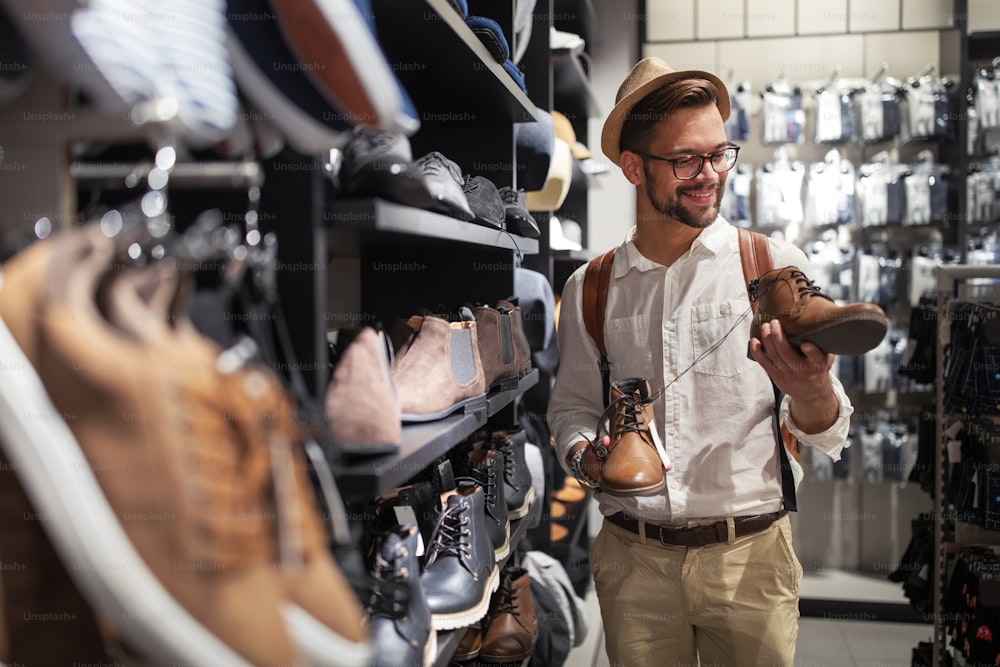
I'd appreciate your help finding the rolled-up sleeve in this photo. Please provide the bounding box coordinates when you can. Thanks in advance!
[780,377,853,461]
[547,267,606,473]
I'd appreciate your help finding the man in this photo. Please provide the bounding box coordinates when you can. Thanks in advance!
[547,57,853,666]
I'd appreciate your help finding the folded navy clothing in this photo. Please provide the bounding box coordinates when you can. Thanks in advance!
[466,15,510,63]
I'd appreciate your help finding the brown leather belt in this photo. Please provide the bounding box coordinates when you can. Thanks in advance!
[605,510,787,547]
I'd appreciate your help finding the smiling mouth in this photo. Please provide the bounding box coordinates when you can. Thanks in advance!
[680,187,718,203]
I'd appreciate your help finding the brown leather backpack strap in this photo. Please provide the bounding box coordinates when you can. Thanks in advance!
[582,248,616,408]
[582,248,616,357]
[738,227,797,513]
[738,228,774,314]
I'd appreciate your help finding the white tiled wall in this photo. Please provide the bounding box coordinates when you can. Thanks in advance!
[645,0,695,42]
[746,0,796,37]
[696,0,744,40]
[797,0,848,35]
[848,0,901,32]
[970,0,1000,31]
[902,0,955,29]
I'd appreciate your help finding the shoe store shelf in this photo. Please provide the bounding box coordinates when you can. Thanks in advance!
[335,369,539,497]
[371,0,536,125]
[326,198,539,254]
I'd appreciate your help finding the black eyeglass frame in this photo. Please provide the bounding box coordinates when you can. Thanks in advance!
[636,144,741,180]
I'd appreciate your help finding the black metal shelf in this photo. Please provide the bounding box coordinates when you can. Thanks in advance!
[335,369,538,497]
[371,0,536,125]
[326,198,539,254]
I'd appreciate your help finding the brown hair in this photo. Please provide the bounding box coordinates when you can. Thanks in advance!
[619,78,722,155]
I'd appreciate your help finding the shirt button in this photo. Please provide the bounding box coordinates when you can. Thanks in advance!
[720,303,730,315]
[668,429,677,437]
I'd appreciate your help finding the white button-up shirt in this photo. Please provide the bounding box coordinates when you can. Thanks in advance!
[548,218,853,522]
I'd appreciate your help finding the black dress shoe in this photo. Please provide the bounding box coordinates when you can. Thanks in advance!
[414,152,475,221]
[463,176,506,230]
[338,126,436,209]
[497,187,540,238]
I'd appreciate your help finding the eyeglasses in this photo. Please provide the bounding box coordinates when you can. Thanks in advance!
[637,144,740,180]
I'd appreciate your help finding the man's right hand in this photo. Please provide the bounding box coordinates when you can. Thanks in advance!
[567,437,609,485]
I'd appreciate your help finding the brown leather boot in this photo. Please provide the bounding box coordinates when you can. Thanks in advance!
[749,266,888,356]
[480,566,537,663]
[495,299,531,377]
[591,378,666,497]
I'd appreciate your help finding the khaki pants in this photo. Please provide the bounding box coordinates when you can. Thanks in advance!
[590,514,801,667]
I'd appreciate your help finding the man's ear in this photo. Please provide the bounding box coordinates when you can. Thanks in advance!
[619,150,644,186]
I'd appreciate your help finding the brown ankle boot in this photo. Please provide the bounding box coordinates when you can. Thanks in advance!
[749,266,888,356]
[592,378,666,497]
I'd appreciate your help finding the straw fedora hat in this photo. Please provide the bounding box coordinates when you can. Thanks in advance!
[600,57,731,165]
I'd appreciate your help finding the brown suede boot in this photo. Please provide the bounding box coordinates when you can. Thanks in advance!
[749,266,888,356]
[591,378,666,497]
[392,315,487,422]
[496,299,532,378]
[325,326,401,455]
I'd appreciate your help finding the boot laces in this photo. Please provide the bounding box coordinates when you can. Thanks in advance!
[590,388,653,459]
[496,438,521,492]
[423,499,473,574]
[492,573,520,618]
[457,464,500,523]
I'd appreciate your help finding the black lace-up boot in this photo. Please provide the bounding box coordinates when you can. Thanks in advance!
[365,525,436,667]
[459,450,509,559]
[490,428,534,520]
[419,484,498,630]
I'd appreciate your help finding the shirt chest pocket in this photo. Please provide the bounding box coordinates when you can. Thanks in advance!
[605,314,653,378]
[690,300,756,377]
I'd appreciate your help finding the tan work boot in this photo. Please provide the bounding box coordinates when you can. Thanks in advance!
[749,266,888,356]
[591,378,666,497]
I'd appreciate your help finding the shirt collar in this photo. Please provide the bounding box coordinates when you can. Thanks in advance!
[616,217,730,278]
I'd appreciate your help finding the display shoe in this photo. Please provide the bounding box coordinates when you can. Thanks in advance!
[365,525,436,667]
[392,315,487,422]
[325,325,401,456]
[473,304,521,391]
[0,226,297,666]
[462,176,506,230]
[496,299,532,377]
[420,484,499,631]
[458,450,510,560]
[497,187,540,238]
[748,266,888,356]
[480,566,537,663]
[337,126,437,209]
[452,623,483,661]
[373,481,443,567]
[104,252,373,666]
[0,449,112,665]
[221,360,372,667]
[591,377,667,497]
[414,152,476,221]
[490,428,535,520]
[270,0,419,135]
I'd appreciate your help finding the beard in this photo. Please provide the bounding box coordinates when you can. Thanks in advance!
[643,163,724,230]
